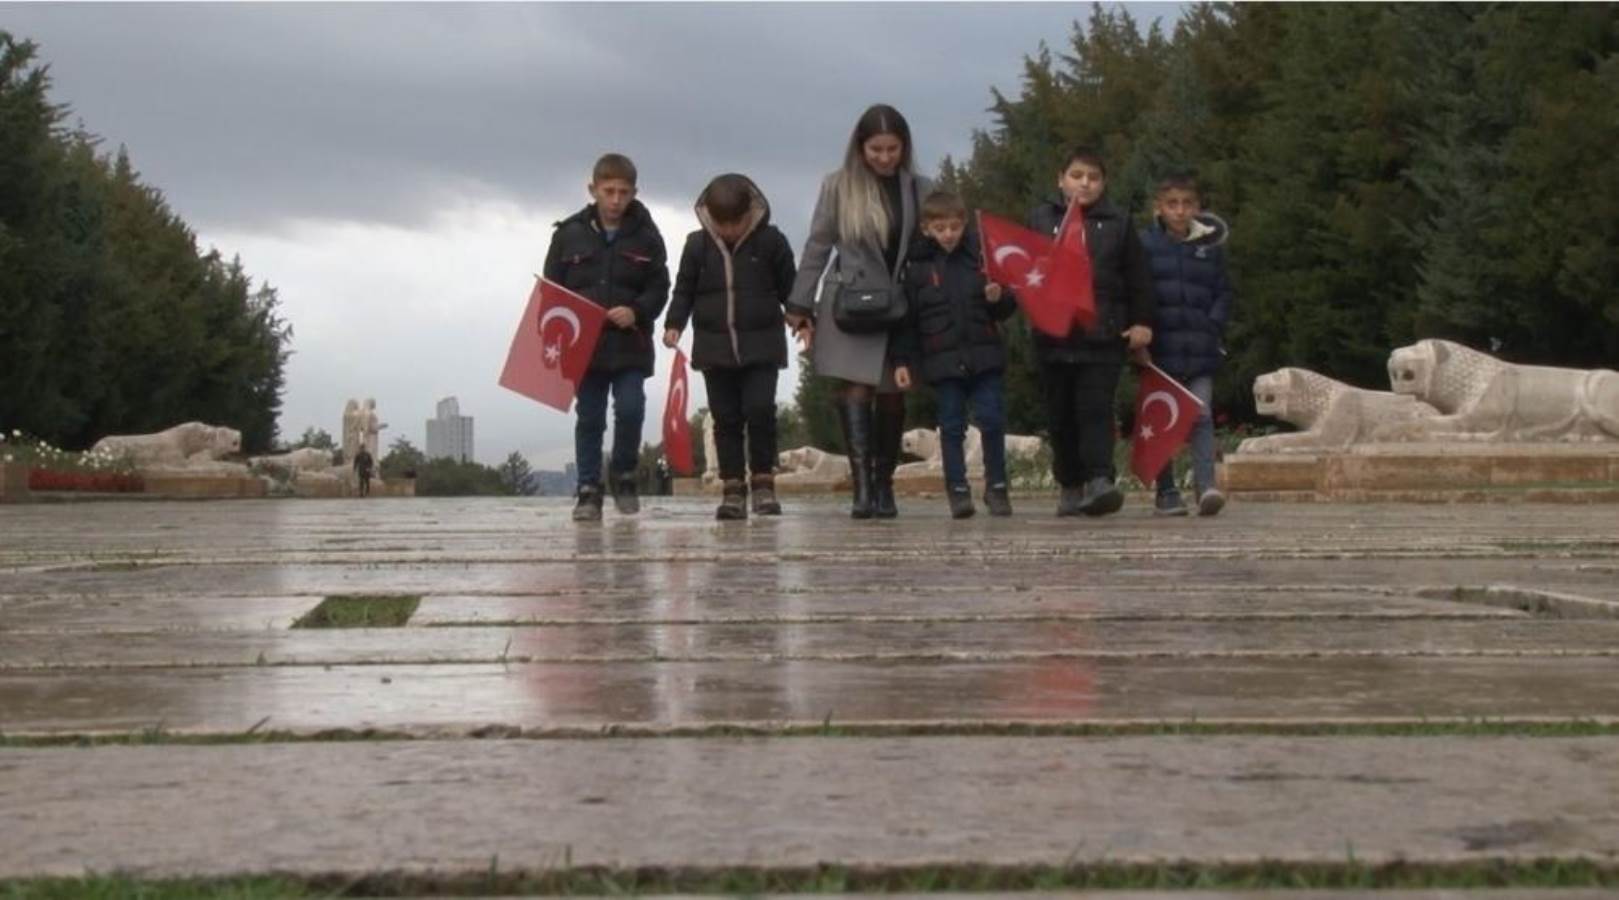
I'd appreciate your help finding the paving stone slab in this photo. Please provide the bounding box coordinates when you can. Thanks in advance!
[3,737,1617,876]
[5,619,1616,670]
[4,656,1619,735]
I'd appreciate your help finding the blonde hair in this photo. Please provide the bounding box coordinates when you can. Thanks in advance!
[833,104,913,247]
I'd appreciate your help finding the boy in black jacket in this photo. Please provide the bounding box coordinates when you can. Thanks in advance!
[1027,147,1155,517]
[663,173,798,520]
[893,190,1018,519]
[544,153,670,522]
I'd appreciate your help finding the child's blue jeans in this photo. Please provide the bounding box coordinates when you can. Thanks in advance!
[574,369,646,488]
[935,370,1007,488]
[1154,373,1217,498]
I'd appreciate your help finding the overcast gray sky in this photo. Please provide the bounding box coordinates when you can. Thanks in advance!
[5,2,1179,468]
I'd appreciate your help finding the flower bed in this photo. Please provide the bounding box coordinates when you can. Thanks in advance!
[27,468,143,493]
[4,428,141,493]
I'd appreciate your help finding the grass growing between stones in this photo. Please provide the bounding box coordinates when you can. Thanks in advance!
[3,859,1618,897]
[290,595,420,630]
[4,717,1619,748]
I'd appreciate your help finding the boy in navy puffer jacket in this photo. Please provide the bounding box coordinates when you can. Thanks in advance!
[1139,173,1235,517]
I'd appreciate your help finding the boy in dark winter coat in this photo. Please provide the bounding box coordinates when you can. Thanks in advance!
[664,173,798,520]
[1028,147,1156,517]
[544,153,670,522]
[1140,173,1235,517]
[893,190,1017,519]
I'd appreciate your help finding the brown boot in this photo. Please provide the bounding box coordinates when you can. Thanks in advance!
[716,479,748,520]
[751,474,781,515]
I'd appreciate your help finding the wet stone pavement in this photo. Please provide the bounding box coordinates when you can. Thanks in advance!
[2,495,1618,883]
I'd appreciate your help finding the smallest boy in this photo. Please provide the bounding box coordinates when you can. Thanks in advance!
[893,190,1018,519]
[664,173,798,520]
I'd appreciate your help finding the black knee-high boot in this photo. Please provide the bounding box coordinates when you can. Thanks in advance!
[871,392,905,518]
[836,396,874,519]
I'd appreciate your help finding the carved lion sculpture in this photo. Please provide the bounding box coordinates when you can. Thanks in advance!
[1238,368,1439,453]
[899,427,1045,474]
[1384,339,1619,442]
[248,447,334,474]
[91,422,243,468]
[775,446,847,483]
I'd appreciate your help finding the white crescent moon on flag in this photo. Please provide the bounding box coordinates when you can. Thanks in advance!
[669,380,686,412]
[539,306,582,346]
[1142,391,1179,430]
[993,245,1032,267]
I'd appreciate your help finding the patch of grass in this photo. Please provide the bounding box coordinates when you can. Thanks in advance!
[2,858,1616,897]
[290,595,420,629]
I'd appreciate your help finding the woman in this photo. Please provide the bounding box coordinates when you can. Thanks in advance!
[786,104,930,519]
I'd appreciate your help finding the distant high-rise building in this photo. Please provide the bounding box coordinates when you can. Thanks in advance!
[426,396,474,462]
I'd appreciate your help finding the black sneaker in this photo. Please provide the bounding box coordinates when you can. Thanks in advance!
[984,484,1013,517]
[572,484,604,522]
[1197,488,1227,517]
[611,474,639,515]
[716,480,747,521]
[1077,477,1124,517]
[947,484,975,519]
[1154,491,1190,517]
[1056,486,1084,517]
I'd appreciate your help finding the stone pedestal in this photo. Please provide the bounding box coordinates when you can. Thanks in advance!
[0,462,28,503]
[1223,443,1619,501]
[140,473,268,499]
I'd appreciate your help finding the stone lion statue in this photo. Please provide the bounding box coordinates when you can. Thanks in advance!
[899,427,1045,474]
[92,422,243,468]
[1238,368,1439,453]
[1383,339,1619,442]
[248,447,334,474]
[775,446,847,484]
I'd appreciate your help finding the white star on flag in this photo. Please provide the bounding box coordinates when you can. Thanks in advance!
[1024,267,1046,288]
[543,341,562,366]
[1139,425,1156,440]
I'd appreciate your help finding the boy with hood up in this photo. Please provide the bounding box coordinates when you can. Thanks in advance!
[664,173,800,520]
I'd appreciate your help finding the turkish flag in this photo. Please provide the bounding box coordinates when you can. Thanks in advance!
[1048,202,1097,330]
[663,348,695,475]
[979,210,1091,338]
[1129,363,1206,485]
[498,277,607,413]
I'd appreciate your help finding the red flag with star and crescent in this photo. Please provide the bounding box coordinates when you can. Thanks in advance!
[1129,362,1206,485]
[662,348,695,475]
[1048,201,1097,331]
[978,209,1092,338]
[498,277,607,413]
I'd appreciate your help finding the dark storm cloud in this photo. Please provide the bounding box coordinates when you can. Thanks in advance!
[4,3,1179,239]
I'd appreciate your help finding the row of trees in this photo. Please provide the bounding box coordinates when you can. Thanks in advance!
[1,33,290,452]
[790,3,1619,447]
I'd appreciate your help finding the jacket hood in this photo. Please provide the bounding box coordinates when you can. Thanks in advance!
[907,228,982,266]
[694,174,771,247]
[558,198,657,235]
[1039,194,1123,222]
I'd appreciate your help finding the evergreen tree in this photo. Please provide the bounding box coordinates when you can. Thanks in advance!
[498,451,535,495]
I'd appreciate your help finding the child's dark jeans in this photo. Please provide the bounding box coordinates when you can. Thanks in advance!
[703,363,779,481]
[936,370,1007,488]
[575,369,646,488]
[1039,361,1122,488]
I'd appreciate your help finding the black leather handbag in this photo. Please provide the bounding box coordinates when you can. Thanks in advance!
[831,280,907,333]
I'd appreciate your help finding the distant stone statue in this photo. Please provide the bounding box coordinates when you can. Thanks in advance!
[1238,368,1440,453]
[92,422,244,470]
[897,427,1045,475]
[341,399,361,462]
[361,398,385,458]
[700,411,720,485]
[248,447,334,473]
[1383,339,1619,442]
[775,445,846,484]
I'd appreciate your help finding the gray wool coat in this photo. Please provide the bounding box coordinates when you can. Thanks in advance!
[786,169,933,388]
